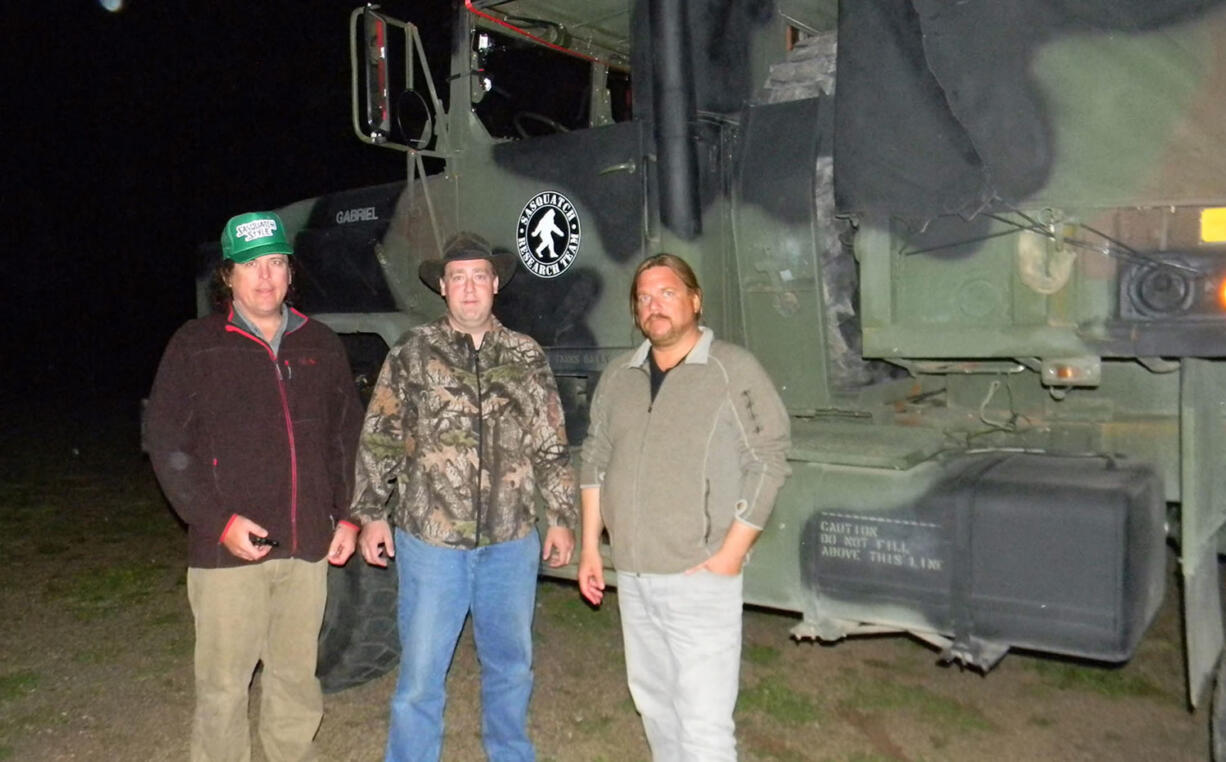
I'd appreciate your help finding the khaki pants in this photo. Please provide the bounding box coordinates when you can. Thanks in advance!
[187,559,327,762]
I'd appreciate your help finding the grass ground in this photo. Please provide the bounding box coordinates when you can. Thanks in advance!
[0,400,1212,761]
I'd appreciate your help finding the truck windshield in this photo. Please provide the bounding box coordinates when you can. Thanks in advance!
[472,27,631,139]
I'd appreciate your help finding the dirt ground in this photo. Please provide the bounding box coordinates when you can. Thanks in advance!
[0,400,1213,761]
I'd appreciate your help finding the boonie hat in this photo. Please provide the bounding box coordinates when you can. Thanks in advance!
[220,211,294,263]
[419,232,518,293]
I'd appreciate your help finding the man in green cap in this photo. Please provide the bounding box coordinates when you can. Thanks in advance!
[146,211,364,761]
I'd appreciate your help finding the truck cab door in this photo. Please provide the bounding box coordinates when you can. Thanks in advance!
[448,20,643,444]
[450,120,644,446]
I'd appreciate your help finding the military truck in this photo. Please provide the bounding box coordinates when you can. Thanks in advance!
[207,0,1226,753]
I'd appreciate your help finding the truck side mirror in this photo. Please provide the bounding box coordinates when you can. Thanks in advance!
[350,5,444,154]
[363,7,391,138]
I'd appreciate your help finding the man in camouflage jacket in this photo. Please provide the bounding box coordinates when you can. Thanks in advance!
[351,232,576,762]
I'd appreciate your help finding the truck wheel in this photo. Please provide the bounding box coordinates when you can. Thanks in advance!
[339,333,390,407]
[316,557,400,693]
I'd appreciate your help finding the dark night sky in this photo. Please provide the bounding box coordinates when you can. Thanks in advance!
[5,1,446,403]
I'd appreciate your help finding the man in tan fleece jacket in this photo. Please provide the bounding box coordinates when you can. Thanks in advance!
[577,253,791,762]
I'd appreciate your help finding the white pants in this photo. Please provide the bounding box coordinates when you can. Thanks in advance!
[617,570,744,762]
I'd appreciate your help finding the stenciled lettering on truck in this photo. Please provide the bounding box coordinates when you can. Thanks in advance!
[336,206,378,224]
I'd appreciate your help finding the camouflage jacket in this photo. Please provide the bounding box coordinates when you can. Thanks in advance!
[351,316,576,547]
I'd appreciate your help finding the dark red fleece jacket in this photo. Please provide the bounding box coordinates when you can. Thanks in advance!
[146,308,363,568]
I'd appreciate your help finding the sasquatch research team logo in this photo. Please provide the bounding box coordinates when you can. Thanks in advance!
[516,191,581,278]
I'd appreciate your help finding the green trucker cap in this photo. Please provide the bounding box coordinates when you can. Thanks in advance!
[220,211,294,263]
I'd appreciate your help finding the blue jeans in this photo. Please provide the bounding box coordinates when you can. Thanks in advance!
[386,529,540,762]
[617,570,744,762]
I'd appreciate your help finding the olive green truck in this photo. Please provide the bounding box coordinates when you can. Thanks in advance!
[198,1,1226,755]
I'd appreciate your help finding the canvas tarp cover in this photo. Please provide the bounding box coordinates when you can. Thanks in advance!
[833,0,1226,217]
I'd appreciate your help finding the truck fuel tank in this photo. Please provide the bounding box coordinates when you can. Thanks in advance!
[797,451,1165,669]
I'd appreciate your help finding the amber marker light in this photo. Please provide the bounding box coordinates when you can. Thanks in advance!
[1199,207,1226,310]
[1201,207,1226,244]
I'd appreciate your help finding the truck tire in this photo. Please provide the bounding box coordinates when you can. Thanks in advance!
[339,333,390,407]
[316,557,400,693]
